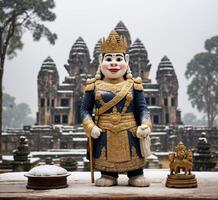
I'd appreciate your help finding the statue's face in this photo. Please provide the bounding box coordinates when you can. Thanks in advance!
[177,150,185,159]
[99,53,129,79]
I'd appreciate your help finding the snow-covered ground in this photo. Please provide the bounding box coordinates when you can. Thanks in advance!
[0,169,218,199]
[30,149,86,156]
[1,169,218,182]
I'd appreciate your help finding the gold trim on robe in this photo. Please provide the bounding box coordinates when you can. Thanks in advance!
[107,130,130,162]
[95,80,126,93]
[85,78,96,91]
[94,154,145,172]
[96,79,133,115]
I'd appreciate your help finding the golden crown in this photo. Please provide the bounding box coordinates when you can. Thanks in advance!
[100,30,128,54]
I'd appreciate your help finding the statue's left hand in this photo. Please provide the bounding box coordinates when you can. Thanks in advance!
[91,125,102,139]
[136,124,151,139]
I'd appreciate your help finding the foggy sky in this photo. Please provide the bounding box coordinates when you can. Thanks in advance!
[3,0,218,119]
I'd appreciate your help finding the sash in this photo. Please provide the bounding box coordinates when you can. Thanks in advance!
[97,79,133,115]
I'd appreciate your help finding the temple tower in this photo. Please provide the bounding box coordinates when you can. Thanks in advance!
[114,21,132,49]
[63,37,94,124]
[129,38,151,81]
[37,57,59,125]
[91,40,101,73]
[156,56,180,124]
[64,37,93,76]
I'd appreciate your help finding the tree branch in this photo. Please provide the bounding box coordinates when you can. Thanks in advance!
[15,11,32,27]
[2,7,27,30]
[1,18,16,70]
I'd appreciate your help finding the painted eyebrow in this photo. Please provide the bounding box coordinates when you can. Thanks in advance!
[115,54,124,57]
[104,54,113,57]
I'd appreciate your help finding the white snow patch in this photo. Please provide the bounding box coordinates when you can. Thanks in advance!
[151,132,167,135]
[144,89,159,92]
[147,154,158,160]
[27,165,67,176]
[2,156,40,163]
[73,138,87,141]
[57,90,73,93]
[30,149,86,156]
[148,106,162,109]
[55,106,70,109]
[60,83,73,86]
[62,132,86,136]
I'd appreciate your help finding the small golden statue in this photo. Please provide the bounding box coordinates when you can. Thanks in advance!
[166,142,197,188]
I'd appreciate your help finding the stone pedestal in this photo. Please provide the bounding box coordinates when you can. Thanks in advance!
[12,136,33,172]
[166,174,197,188]
[193,132,216,171]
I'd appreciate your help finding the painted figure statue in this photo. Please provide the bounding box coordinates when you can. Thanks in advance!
[81,30,152,187]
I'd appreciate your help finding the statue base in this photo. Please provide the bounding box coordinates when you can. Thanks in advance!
[165,174,197,188]
[24,173,70,190]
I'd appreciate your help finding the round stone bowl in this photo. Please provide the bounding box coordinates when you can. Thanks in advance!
[24,165,70,189]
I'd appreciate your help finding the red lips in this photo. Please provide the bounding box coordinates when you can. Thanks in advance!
[108,68,120,72]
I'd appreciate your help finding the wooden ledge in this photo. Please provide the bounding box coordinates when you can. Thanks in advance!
[0,169,218,200]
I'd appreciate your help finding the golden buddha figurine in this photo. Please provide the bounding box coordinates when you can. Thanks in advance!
[81,30,152,187]
[166,142,197,188]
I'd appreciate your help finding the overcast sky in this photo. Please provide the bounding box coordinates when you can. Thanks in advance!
[3,0,218,119]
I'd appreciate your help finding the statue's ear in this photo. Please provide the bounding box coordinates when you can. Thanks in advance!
[98,54,103,64]
[125,54,129,65]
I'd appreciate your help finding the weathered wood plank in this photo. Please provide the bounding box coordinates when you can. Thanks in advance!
[0,170,217,200]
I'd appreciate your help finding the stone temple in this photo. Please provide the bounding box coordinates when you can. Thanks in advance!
[37,21,182,126]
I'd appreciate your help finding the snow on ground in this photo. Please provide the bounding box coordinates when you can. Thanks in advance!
[2,156,40,163]
[30,149,86,156]
[1,169,218,183]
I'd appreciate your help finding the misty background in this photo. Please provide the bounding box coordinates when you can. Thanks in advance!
[3,0,218,123]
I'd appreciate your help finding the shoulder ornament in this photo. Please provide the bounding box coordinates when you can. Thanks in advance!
[85,78,96,91]
[133,77,143,91]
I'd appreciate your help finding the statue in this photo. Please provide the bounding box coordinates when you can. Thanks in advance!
[13,136,31,172]
[13,136,30,162]
[81,30,152,187]
[193,132,216,171]
[168,142,193,175]
[166,142,197,188]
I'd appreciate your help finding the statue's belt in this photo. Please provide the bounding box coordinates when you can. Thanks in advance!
[98,112,137,134]
[95,79,133,115]
[97,112,137,163]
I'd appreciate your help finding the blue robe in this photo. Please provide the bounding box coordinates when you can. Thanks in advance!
[81,78,151,172]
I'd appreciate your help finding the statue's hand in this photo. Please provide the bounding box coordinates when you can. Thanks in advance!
[136,124,151,139]
[91,125,102,139]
